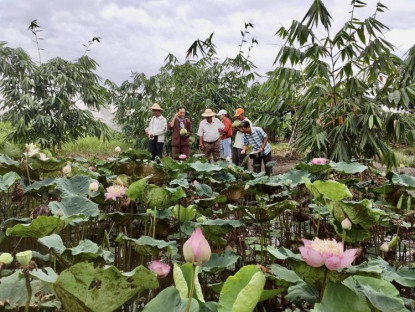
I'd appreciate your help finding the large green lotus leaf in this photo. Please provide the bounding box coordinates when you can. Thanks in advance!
[6,216,65,238]
[115,234,178,257]
[246,200,298,222]
[295,162,331,174]
[0,172,20,192]
[258,289,285,302]
[198,219,245,242]
[211,172,236,184]
[166,186,186,202]
[21,177,57,194]
[190,161,223,172]
[172,204,196,222]
[54,262,158,312]
[222,184,246,203]
[161,156,186,171]
[126,177,150,200]
[342,275,408,312]
[142,286,199,312]
[218,265,265,312]
[173,263,204,303]
[48,196,99,218]
[201,250,239,273]
[55,175,93,198]
[30,156,65,172]
[141,184,171,209]
[330,219,371,242]
[195,182,213,197]
[99,211,144,226]
[0,155,20,175]
[200,302,218,312]
[170,177,190,188]
[391,173,415,189]
[38,234,114,265]
[270,264,302,286]
[312,180,353,201]
[351,258,415,288]
[30,267,59,285]
[267,246,302,261]
[289,261,346,290]
[330,162,368,174]
[279,169,310,187]
[0,270,52,309]
[339,199,383,230]
[286,282,318,304]
[195,195,227,208]
[314,282,370,312]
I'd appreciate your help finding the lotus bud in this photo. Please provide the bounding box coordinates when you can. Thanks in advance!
[341,218,352,230]
[183,228,211,265]
[57,209,64,217]
[286,179,292,186]
[89,181,99,193]
[16,250,32,266]
[380,242,389,252]
[62,164,71,175]
[179,154,187,160]
[114,146,121,153]
[89,166,96,171]
[149,260,170,278]
[310,158,327,165]
[388,235,399,248]
[0,252,13,265]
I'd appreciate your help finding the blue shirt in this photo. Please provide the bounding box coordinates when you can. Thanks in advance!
[243,127,271,156]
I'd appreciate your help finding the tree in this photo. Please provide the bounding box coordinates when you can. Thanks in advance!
[0,42,111,150]
[264,0,415,167]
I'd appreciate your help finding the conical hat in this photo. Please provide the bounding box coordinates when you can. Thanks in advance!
[201,108,216,117]
[150,103,163,110]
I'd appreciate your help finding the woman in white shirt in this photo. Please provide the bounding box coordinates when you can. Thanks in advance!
[145,103,167,161]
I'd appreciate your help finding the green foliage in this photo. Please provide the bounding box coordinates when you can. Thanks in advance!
[264,0,415,167]
[0,42,111,150]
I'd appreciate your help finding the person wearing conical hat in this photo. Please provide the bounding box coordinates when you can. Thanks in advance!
[197,109,223,162]
[145,103,167,161]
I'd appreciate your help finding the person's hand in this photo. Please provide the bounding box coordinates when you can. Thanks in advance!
[149,133,154,139]
[199,144,205,151]
[259,147,264,153]
[174,112,179,118]
[145,129,149,135]
[241,149,246,155]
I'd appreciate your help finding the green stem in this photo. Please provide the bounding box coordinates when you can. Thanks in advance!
[152,206,157,238]
[342,230,347,245]
[185,264,196,312]
[24,271,32,312]
[315,205,321,238]
[25,154,31,184]
[319,267,328,303]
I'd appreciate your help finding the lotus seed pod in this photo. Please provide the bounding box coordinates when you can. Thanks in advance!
[0,253,13,265]
[16,250,32,266]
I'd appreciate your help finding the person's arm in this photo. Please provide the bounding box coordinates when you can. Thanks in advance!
[222,118,231,134]
[241,133,248,154]
[169,113,178,129]
[152,118,167,136]
[186,119,192,136]
[197,122,204,150]
[259,136,268,153]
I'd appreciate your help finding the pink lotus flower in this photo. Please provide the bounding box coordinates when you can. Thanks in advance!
[104,184,127,201]
[89,166,96,171]
[299,238,358,270]
[310,158,327,165]
[89,181,99,193]
[179,154,187,160]
[149,260,170,278]
[183,228,211,265]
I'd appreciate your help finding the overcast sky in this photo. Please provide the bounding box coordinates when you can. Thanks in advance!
[1,0,415,85]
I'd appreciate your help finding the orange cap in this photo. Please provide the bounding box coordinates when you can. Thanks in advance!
[234,108,244,117]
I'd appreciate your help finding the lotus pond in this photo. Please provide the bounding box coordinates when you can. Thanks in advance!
[0,147,414,312]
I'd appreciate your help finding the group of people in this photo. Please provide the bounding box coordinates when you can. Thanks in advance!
[144,103,272,175]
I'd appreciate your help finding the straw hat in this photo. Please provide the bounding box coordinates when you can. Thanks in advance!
[201,108,216,117]
[150,103,163,111]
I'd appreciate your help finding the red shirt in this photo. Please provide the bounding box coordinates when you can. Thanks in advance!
[221,117,233,139]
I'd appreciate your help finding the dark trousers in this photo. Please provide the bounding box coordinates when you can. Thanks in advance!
[148,136,164,161]
[232,147,248,169]
[253,152,272,176]
[203,140,220,162]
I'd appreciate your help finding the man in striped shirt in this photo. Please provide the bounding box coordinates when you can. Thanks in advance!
[239,120,272,175]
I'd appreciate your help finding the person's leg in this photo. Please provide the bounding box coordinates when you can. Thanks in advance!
[223,138,232,159]
[253,155,262,173]
[212,140,221,162]
[182,145,190,159]
[220,140,225,157]
[263,152,272,176]
[156,142,164,159]
[148,139,156,161]
[204,142,212,162]
[232,147,239,165]
[171,146,180,160]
